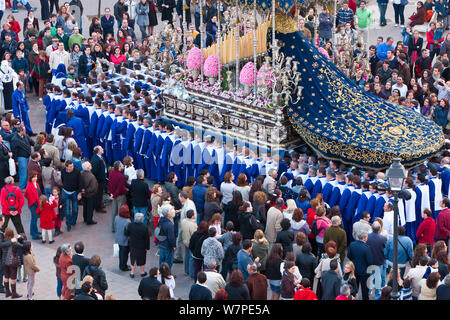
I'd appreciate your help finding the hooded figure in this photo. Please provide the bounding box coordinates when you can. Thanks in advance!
[52,63,67,87]
[0,60,19,113]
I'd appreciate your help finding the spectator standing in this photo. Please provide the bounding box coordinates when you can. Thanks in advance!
[125,212,149,278]
[11,125,34,190]
[323,215,347,263]
[366,221,387,296]
[101,8,115,38]
[24,171,42,240]
[130,169,151,223]
[22,241,39,300]
[435,198,450,243]
[180,209,197,278]
[265,198,284,245]
[80,161,98,225]
[346,231,373,300]
[59,243,75,300]
[114,204,131,271]
[0,176,25,234]
[60,160,82,232]
[108,161,127,233]
[90,146,107,214]
[320,259,342,300]
[201,226,224,272]
[384,226,413,278]
[157,204,177,269]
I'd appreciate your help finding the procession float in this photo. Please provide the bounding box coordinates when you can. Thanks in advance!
[127,0,445,169]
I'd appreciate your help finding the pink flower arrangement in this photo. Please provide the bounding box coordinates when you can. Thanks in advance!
[186,47,202,69]
[257,64,273,87]
[203,54,219,77]
[239,62,255,86]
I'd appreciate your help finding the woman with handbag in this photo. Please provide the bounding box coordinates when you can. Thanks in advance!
[37,50,50,100]
[1,227,24,298]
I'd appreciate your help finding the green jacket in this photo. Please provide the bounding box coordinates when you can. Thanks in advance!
[323,225,347,261]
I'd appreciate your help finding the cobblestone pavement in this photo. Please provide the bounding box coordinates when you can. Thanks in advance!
[0,0,419,300]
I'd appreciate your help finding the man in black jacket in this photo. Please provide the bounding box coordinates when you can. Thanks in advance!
[10,125,34,190]
[91,146,107,213]
[113,0,128,29]
[130,169,150,223]
[138,267,161,300]
[320,259,341,300]
[72,241,90,281]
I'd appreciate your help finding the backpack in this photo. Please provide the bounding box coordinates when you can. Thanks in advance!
[5,186,18,212]
[5,245,20,267]
[154,221,167,242]
[311,218,324,236]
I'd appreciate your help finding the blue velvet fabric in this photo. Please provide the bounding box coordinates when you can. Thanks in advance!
[275,29,444,169]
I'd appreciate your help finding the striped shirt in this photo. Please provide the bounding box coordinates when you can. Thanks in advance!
[337,8,354,24]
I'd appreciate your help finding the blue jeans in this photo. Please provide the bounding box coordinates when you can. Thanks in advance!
[134,206,148,225]
[378,3,388,24]
[29,203,39,240]
[184,246,194,278]
[56,277,63,297]
[13,0,32,11]
[17,157,28,190]
[159,246,174,269]
[62,190,78,228]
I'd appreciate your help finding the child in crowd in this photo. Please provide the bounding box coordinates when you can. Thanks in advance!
[49,187,64,236]
[37,194,57,244]
[23,241,40,300]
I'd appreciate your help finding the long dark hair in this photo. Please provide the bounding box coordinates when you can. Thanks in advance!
[249,180,263,203]
[231,190,243,206]
[267,243,283,265]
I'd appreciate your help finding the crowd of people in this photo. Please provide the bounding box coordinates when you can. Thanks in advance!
[0,0,448,301]
[301,0,450,132]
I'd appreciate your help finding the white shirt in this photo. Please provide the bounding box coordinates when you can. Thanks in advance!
[392,83,408,97]
[382,210,394,238]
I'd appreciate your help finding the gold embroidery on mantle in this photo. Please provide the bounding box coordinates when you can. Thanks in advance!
[274,9,298,34]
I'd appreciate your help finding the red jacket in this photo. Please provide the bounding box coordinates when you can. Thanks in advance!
[416,216,436,245]
[24,182,42,207]
[37,201,57,230]
[110,53,127,65]
[9,21,20,41]
[294,286,318,300]
[336,294,351,300]
[307,208,317,239]
[0,184,25,215]
[435,208,450,240]
[107,169,127,198]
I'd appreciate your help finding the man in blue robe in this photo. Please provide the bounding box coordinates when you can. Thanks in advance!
[321,170,337,204]
[66,109,88,156]
[12,81,35,135]
[133,117,151,171]
[329,172,347,208]
[312,167,328,199]
[98,105,116,164]
[123,111,139,161]
[372,183,388,222]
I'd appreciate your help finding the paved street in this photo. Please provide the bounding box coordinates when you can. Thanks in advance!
[0,0,423,300]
